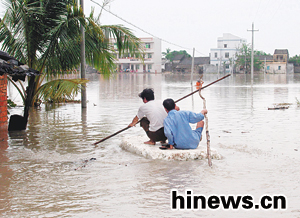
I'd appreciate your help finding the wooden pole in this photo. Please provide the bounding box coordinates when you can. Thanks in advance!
[199,78,212,167]
[93,74,231,145]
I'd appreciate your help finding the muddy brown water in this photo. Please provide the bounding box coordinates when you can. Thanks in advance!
[1,73,300,217]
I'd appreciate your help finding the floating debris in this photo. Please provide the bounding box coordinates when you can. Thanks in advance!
[74,158,96,170]
[268,106,289,110]
[223,130,232,133]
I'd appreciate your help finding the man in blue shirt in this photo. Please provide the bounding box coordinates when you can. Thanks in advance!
[162,98,207,149]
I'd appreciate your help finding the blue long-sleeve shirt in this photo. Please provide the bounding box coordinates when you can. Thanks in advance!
[163,110,204,149]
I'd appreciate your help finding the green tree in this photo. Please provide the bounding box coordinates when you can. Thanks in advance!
[162,48,171,58]
[235,43,265,72]
[165,50,191,62]
[288,55,300,66]
[0,0,143,129]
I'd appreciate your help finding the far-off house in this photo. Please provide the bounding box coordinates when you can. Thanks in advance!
[265,49,292,74]
[164,54,210,74]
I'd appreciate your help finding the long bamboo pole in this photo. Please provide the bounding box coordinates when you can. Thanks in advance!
[199,78,212,167]
[93,74,231,145]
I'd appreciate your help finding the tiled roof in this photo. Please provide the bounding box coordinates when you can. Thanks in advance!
[256,55,273,61]
[0,51,40,81]
[274,49,288,54]
[178,57,210,65]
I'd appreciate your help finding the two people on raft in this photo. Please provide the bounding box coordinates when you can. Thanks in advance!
[128,84,207,150]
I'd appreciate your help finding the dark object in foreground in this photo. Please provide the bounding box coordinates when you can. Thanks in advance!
[8,115,27,131]
[159,143,171,150]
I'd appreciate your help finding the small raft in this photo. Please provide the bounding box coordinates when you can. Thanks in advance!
[120,136,222,161]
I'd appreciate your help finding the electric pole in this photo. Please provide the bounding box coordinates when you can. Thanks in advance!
[190,48,195,85]
[247,22,259,82]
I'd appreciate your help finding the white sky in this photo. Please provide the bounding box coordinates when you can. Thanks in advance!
[88,0,300,57]
[1,0,300,57]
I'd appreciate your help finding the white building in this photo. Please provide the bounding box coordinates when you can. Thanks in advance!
[210,33,246,72]
[111,37,162,73]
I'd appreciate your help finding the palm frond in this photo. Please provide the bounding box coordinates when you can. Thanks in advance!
[35,78,88,103]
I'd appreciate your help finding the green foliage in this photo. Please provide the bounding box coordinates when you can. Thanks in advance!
[164,50,191,62]
[162,48,171,58]
[7,97,16,115]
[7,97,16,108]
[235,43,265,71]
[36,79,89,103]
[288,55,300,65]
[0,0,143,105]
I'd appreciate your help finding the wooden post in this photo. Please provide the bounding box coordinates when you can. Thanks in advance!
[199,78,212,167]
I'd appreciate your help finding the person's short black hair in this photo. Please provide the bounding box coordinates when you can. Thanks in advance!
[138,88,154,101]
[163,98,175,111]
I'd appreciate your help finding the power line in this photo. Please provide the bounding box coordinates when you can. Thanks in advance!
[90,0,207,56]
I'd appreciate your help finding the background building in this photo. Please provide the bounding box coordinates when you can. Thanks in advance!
[210,33,247,73]
[111,37,162,73]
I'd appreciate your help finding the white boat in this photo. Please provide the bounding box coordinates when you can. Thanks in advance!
[120,136,222,161]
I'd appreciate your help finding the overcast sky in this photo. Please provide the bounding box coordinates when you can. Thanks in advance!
[1,0,300,57]
[88,0,300,57]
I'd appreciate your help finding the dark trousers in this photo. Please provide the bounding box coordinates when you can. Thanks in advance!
[140,117,167,142]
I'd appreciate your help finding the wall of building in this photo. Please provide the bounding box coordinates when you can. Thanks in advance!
[266,62,287,74]
[112,37,162,73]
[0,74,7,128]
[210,33,246,72]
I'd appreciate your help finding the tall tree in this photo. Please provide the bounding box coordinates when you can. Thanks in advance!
[235,43,264,72]
[0,0,143,129]
[162,48,171,58]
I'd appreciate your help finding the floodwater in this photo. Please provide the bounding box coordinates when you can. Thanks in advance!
[1,73,300,217]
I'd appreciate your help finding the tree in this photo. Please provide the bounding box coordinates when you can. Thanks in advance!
[164,50,191,62]
[0,0,143,129]
[162,48,171,58]
[235,43,264,72]
[288,55,300,66]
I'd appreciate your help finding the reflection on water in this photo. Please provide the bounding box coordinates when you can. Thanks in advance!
[1,73,300,217]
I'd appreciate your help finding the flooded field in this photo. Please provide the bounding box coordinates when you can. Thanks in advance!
[1,73,300,217]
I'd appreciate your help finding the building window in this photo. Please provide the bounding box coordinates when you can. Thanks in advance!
[145,43,151,49]
[225,52,229,58]
[148,53,152,58]
[225,64,229,69]
[214,52,217,58]
[224,44,227,48]
[267,66,270,70]
[278,66,281,70]
[114,43,118,49]
[148,64,152,70]
[136,64,139,70]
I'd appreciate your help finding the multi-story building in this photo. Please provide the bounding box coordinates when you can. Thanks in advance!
[210,33,246,72]
[111,37,162,73]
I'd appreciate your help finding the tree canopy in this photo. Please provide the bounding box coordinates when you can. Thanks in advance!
[288,55,300,65]
[0,0,143,129]
[235,43,266,72]
[163,49,191,62]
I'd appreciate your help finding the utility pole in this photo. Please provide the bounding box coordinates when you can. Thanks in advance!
[247,22,259,82]
[190,48,195,85]
[80,0,87,108]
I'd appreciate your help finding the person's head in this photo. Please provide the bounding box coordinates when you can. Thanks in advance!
[139,88,154,101]
[163,98,176,112]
